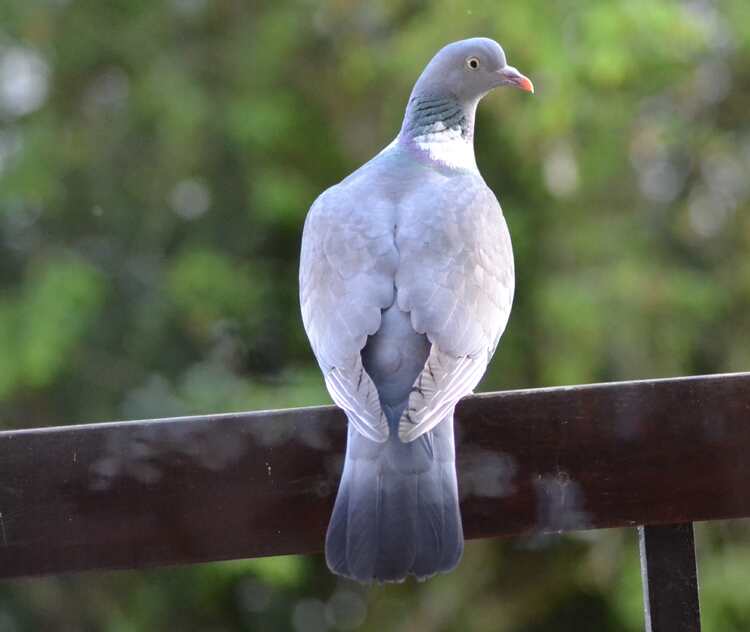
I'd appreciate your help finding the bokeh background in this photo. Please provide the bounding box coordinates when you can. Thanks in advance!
[1,0,750,630]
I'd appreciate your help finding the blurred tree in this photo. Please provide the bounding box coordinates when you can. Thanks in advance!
[1,0,750,630]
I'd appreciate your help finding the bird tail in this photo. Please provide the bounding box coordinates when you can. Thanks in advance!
[325,413,462,583]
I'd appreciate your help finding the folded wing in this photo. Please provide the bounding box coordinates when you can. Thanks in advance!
[299,186,399,442]
[395,176,514,442]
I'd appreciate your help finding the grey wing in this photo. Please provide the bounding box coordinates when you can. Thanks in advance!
[299,188,399,442]
[395,176,514,442]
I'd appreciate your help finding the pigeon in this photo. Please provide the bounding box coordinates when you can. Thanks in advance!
[299,37,532,583]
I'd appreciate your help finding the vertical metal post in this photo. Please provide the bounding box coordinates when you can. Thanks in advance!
[638,523,701,632]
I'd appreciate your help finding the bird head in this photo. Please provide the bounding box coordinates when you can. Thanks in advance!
[412,37,533,103]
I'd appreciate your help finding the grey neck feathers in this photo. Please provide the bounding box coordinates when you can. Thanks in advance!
[399,94,476,143]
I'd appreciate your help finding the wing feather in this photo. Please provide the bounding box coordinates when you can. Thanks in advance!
[325,356,388,443]
[299,182,398,441]
[395,175,514,442]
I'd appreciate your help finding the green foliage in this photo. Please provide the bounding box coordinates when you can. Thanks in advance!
[1,0,749,630]
[167,249,262,332]
[0,256,103,399]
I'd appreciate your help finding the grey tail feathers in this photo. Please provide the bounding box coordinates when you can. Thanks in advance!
[325,413,463,583]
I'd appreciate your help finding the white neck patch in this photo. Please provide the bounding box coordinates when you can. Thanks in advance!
[405,125,478,172]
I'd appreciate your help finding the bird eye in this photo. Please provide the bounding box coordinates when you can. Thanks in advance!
[466,56,480,70]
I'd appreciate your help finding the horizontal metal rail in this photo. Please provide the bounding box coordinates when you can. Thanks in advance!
[0,372,748,580]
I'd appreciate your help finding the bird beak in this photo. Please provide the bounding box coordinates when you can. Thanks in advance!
[497,65,534,93]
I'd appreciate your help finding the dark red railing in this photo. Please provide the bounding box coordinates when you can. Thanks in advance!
[3,372,750,630]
